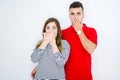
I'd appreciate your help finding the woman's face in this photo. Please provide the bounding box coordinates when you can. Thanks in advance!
[45,22,58,38]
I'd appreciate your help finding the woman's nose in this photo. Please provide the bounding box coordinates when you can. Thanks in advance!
[48,29,53,33]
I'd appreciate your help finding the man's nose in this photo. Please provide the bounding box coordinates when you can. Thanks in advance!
[74,14,77,19]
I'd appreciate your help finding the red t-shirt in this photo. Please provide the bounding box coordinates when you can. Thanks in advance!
[62,24,97,80]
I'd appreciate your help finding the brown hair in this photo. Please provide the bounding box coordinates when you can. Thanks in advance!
[36,17,62,52]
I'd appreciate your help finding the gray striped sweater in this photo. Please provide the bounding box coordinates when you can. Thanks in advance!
[31,40,70,79]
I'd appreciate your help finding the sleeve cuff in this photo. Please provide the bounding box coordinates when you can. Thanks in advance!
[34,48,45,54]
[53,51,61,58]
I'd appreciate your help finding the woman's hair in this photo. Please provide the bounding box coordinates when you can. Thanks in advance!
[36,17,62,52]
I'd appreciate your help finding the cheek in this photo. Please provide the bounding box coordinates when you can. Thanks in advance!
[55,30,58,36]
[45,29,49,33]
[53,30,57,37]
[75,16,82,22]
[78,15,84,21]
[78,17,81,21]
[78,17,83,22]
[70,16,75,22]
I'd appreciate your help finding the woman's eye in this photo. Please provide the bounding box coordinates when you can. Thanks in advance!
[46,26,50,29]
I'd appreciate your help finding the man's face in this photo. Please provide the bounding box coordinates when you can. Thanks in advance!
[69,7,84,24]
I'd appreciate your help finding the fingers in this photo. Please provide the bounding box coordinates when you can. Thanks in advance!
[43,32,56,43]
[73,17,79,23]
[44,32,55,38]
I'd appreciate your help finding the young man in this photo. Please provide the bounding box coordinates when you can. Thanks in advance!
[31,1,97,80]
[62,1,97,80]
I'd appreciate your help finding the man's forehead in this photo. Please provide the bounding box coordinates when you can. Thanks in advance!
[70,7,82,10]
[69,8,82,12]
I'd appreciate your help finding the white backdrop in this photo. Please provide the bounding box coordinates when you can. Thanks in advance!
[0,0,120,80]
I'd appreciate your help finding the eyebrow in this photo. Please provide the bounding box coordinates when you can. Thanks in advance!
[46,26,50,28]
[70,12,81,14]
[77,12,81,14]
[70,12,75,15]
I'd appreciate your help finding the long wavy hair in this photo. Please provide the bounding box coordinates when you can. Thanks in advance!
[36,17,62,52]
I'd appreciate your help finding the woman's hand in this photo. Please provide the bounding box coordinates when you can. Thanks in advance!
[38,32,56,49]
[43,32,56,44]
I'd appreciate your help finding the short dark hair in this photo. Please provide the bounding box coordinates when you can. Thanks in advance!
[69,1,84,11]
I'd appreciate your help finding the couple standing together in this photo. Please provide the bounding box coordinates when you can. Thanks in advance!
[31,1,97,80]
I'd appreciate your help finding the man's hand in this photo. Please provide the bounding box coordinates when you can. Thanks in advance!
[31,68,37,78]
[72,17,83,32]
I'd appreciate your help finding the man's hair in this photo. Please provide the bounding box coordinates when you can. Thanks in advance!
[69,1,84,11]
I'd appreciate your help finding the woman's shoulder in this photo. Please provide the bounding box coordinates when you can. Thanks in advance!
[61,40,70,47]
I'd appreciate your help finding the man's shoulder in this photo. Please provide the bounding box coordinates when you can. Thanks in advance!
[83,24,97,32]
[62,26,72,33]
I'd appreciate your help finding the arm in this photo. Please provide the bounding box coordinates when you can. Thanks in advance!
[53,40,70,66]
[31,48,45,63]
[31,40,48,63]
[31,32,55,63]
[79,30,97,54]
[73,18,97,54]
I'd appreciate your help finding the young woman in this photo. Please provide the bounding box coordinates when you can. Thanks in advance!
[31,17,70,80]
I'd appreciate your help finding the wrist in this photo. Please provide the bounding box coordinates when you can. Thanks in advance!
[51,42,57,47]
[77,30,81,35]
[39,41,48,49]
[51,43,59,53]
